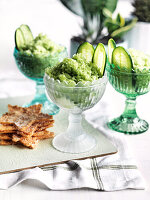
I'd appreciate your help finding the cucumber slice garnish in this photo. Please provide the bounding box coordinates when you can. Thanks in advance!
[108,38,116,64]
[77,42,94,62]
[20,24,34,44]
[15,28,25,50]
[112,46,133,72]
[93,43,107,77]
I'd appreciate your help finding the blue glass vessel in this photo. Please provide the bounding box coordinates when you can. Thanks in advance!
[14,47,67,115]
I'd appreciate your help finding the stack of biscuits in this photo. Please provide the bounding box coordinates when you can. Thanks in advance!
[0,104,54,149]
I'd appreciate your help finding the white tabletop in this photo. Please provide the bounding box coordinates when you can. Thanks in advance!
[0,0,150,199]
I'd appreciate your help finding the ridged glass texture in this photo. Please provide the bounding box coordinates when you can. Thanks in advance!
[44,74,107,153]
[44,74,107,113]
[106,62,150,134]
[13,47,67,81]
[13,47,67,115]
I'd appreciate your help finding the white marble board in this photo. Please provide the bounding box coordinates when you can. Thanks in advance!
[0,96,117,174]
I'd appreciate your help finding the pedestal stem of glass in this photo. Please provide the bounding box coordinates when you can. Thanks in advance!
[24,81,60,115]
[107,96,149,134]
[66,112,85,140]
[52,111,96,153]
[34,81,46,103]
[122,97,137,119]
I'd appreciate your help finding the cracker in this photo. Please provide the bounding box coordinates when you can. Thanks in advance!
[12,134,21,143]
[19,137,39,149]
[12,134,39,149]
[17,120,54,137]
[0,133,12,140]
[0,104,55,149]
[0,111,53,134]
[36,123,54,132]
[0,140,13,145]
[17,130,54,140]
[35,120,54,132]
[8,104,42,114]
[33,130,54,139]
[0,124,17,133]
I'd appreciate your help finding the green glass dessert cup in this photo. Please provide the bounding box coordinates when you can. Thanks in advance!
[106,63,150,134]
[44,74,107,153]
[13,47,67,114]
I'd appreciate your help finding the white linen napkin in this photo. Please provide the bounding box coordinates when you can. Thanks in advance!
[0,102,145,191]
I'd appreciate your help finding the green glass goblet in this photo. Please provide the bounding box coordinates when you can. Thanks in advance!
[106,63,150,134]
[13,47,67,114]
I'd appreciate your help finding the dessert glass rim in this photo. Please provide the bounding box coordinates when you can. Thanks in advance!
[13,46,67,59]
[44,73,107,89]
[106,61,150,76]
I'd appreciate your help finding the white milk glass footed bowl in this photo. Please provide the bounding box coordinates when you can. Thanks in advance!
[44,74,107,153]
